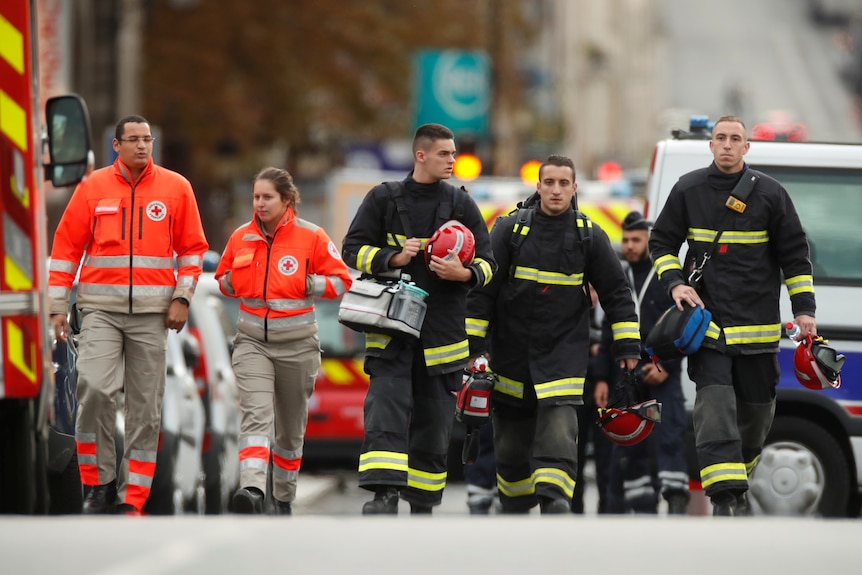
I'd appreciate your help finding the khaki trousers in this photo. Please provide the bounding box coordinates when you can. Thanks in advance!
[75,310,166,508]
[232,332,320,503]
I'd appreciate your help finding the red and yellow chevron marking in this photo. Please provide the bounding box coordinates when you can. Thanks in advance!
[319,358,370,387]
[0,0,42,398]
[479,199,643,245]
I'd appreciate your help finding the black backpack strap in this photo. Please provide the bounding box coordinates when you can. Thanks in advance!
[575,210,594,289]
[383,181,412,239]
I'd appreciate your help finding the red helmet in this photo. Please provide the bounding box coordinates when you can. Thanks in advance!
[793,335,844,390]
[596,399,662,446]
[425,220,475,276]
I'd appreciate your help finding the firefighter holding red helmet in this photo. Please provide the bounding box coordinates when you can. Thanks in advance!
[649,116,817,516]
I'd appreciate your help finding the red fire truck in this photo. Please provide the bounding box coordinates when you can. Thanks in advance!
[0,0,93,513]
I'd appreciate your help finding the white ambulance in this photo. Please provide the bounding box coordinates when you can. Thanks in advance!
[645,116,862,517]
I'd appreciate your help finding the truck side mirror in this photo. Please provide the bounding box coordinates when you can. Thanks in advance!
[44,94,94,188]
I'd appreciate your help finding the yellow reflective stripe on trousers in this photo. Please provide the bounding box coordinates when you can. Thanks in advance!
[785,274,814,296]
[535,377,583,400]
[700,462,747,488]
[424,339,469,367]
[533,467,576,499]
[654,254,681,278]
[407,467,447,492]
[495,375,524,399]
[358,450,408,472]
[744,454,761,476]
[497,473,535,498]
[705,321,721,340]
[513,266,583,286]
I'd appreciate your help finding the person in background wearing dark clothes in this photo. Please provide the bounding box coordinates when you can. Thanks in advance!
[593,212,690,514]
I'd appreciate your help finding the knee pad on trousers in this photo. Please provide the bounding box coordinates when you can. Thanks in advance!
[693,386,739,446]
[737,399,776,450]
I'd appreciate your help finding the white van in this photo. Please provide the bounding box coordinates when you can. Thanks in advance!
[645,117,862,517]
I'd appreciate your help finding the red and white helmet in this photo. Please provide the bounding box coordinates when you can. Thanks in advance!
[596,399,662,446]
[425,220,475,276]
[793,335,844,390]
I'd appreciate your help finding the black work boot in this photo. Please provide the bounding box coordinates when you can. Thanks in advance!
[410,502,433,515]
[711,493,737,517]
[735,492,751,516]
[362,487,399,515]
[82,480,117,514]
[539,497,571,515]
[232,487,265,514]
[274,500,292,516]
[666,491,690,515]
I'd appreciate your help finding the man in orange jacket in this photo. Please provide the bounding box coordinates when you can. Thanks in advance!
[48,115,208,515]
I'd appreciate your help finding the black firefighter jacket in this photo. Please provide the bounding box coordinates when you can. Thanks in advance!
[466,206,641,407]
[649,162,816,355]
[342,176,496,375]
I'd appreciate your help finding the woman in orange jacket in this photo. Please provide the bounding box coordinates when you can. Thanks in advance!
[215,167,352,515]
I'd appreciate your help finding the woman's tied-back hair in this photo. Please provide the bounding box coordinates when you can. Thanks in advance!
[412,123,455,153]
[254,166,300,211]
[539,154,576,181]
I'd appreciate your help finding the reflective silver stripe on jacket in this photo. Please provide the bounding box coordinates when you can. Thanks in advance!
[49,259,77,273]
[78,283,175,297]
[48,286,71,298]
[83,254,174,269]
[237,310,316,329]
[176,255,203,268]
[241,297,314,310]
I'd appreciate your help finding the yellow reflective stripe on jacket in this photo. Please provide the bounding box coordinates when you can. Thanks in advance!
[465,317,489,338]
[785,274,814,296]
[365,333,391,350]
[611,321,640,342]
[700,462,747,489]
[495,375,524,399]
[533,467,576,499]
[387,235,430,248]
[358,450,408,472]
[722,324,781,345]
[535,377,584,400]
[357,245,380,274]
[687,228,769,244]
[654,254,682,278]
[513,266,584,286]
[424,339,470,366]
[474,257,494,287]
[704,321,721,340]
[407,467,447,492]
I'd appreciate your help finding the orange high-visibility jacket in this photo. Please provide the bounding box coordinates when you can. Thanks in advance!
[48,158,208,315]
[215,209,352,343]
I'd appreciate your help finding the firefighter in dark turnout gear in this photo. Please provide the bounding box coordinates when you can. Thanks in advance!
[649,116,816,516]
[342,124,495,515]
[593,212,689,514]
[466,155,640,514]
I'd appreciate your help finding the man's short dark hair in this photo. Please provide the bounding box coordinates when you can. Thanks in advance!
[115,115,150,140]
[539,154,576,181]
[713,115,747,133]
[413,123,454,153]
